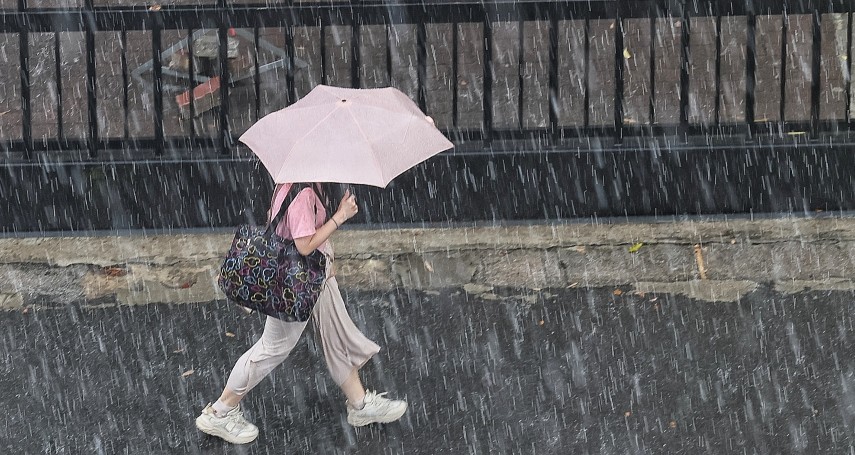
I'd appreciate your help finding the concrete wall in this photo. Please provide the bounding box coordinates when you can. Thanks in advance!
[3,217,855,310]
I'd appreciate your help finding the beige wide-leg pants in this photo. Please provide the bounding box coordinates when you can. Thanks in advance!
[225,277,380,394]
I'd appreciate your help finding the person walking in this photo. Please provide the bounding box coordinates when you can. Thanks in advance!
[195,182,407,444]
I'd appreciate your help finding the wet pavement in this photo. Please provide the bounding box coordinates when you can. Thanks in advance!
[3,284,855,454]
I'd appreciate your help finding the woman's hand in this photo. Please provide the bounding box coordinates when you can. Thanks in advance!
[333,189,358,225]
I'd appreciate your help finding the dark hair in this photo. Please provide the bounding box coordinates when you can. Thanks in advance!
[300,182,344,219]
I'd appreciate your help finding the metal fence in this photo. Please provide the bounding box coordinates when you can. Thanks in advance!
[0,0,853,161]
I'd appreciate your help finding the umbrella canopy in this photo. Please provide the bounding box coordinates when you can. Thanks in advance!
[239,85,454,187]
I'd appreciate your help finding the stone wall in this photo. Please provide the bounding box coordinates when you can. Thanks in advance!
[2,217,855,310]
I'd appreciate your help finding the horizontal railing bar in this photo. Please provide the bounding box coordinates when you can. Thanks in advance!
[6,133,855,163]
[5,120,851,155]
[3,1,848,34]
[2,138,221,154]
[3,119,849,148]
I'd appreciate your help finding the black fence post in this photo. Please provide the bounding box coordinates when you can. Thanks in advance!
[54,32,64,143]
[121,29,130,140]
[518,18,526,132]
[84,0,98,157]
[613,1,624,144]
[187,27,195,138]
[583,17,590,128]
[779,6,789,127]
[320,21,327,85]
[451,21,459,129]
[483,9,493,144]
[847,7,853,125]
[152,8,164,156]
[253,22,261,121]
[810,3,822,138]
[648,2,657,127]
[18,0,31,160]
[745,0,757,137]
[285,23,296,105]
[548,12,559,141]
[679,0,690,135]
[352,12,362,89]
[385,21,393,87]
[218,1,231,154]
[714,2,721,126]
[416,18,427,112]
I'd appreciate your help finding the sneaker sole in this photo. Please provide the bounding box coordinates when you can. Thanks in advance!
[347,403,408,427]
[195,416,259,444]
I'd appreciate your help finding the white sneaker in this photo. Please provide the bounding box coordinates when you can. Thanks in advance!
[347,390,408,427]
[195,403,259,444]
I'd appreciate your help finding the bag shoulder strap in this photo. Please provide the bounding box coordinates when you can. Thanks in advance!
[269,183,311,229]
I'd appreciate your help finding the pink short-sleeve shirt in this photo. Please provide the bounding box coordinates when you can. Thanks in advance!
[269,183,333,257]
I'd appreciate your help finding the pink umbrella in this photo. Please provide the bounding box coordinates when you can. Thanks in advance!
[238,85,454,187]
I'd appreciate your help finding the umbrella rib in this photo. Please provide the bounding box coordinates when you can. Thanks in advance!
[391,112,418,178]
[346,108,387,184]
